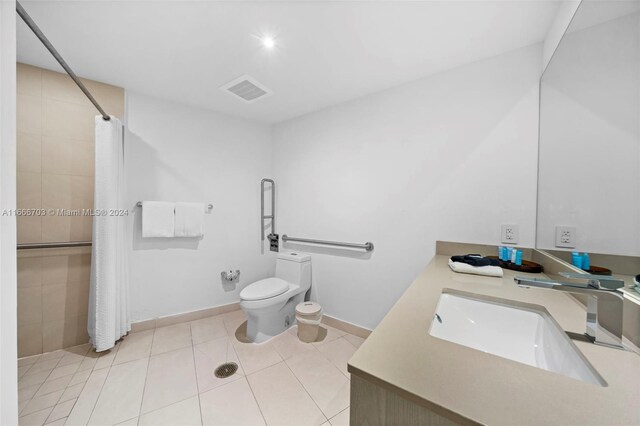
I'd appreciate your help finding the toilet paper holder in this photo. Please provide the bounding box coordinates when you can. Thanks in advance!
[221,270,240,282]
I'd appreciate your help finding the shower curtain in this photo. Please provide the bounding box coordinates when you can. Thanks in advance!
[88,116,130,352]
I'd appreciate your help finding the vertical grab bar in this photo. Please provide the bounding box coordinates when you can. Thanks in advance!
[261,179,275,241]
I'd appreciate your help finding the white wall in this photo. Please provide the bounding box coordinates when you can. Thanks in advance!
[537,13,640,256]
[0,0,18,423]
[125,92,275,322]
[542,0,581,71]
[273,44,542,330]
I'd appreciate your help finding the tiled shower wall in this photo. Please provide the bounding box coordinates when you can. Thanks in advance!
[16,63,124,357]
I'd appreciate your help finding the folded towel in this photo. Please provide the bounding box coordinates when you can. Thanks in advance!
[142,201,175,238]
[450,254,500,267]
[448,259,503,278]
[174,202,205,237]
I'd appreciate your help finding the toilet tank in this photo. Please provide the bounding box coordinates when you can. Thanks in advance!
[275,252,311,290]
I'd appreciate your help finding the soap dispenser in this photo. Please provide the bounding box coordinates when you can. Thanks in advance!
[582,252,590,271]
[571,252,583,269]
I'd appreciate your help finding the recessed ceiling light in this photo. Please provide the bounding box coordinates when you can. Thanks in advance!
[261,35,275,49]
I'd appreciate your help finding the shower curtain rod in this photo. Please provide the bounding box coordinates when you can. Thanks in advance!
[16,1,111,121]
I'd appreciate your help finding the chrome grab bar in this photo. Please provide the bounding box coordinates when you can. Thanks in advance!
[261,179,275,241]
[17,241,92,250]
[282,235,374,252]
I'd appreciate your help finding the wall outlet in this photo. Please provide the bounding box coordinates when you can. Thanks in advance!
[501,224,519,244]
[555,226,576,248]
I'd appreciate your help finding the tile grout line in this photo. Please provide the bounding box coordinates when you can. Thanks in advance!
[226,336,248,378]
[39,376,77,424]
[38,69,44,252]
[232,337,282,377]
[306,330,348,379]
[281,358,329,424]
[317,336,352,380]
[18,362,32,381]
[329,406,350,425]
[20,343,92,419]
[83,340,131,425]
[121,323,199,421]
[81,364,112,424]
[47,345,100,423]
[232,323,336,379]
[22,317,357,422]
[342,334,361,350]
[115,417,138,426]
[134,328,156,425]
[221,328,247,379]
[224,315,270,425]
[243,369,269,426]
[286,325,350,417]
[45,395,79,425]
[188,323,206,426]
[134,395,196,425]
[20,405,54,424]
[39,279,44,368]
[19,347,68,418]
[19,325,348,398]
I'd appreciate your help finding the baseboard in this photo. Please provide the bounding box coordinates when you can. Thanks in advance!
[130,302,241,333]
[131,302,373,339]
[322,314,371,339]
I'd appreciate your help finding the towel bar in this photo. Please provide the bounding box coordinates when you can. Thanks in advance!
[136,201,213,211]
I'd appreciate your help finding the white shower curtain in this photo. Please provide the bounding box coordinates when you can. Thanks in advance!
[88,116,130,352]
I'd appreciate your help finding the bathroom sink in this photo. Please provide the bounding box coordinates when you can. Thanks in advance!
[429,289,606,386]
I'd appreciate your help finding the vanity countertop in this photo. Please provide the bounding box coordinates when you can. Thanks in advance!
[347,250,640,425]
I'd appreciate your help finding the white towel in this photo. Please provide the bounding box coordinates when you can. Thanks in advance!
[142,201,175,238]
[448,259,503,278]
[174,202,205,237]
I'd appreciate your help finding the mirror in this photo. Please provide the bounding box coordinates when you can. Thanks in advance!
[537,0,640,283]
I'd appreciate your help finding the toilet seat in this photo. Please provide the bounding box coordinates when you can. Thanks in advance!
[240,277,290,301]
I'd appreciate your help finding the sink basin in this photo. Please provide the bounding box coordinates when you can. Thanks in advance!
[429,289,606,386]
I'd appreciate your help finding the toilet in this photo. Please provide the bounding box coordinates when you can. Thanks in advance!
[239,252,312,343]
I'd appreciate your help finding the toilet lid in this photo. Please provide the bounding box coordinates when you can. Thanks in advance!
[240,278,289,301]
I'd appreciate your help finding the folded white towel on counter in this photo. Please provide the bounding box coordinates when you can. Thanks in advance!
[174,202,205,238]
[141,201,175,238]
[448,259,503,278]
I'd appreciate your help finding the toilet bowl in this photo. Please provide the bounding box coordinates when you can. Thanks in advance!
[239,252,311,343]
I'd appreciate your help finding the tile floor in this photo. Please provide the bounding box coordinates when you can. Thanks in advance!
[17,310,366,426]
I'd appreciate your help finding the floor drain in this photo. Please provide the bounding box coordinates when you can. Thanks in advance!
[214,362,238,378]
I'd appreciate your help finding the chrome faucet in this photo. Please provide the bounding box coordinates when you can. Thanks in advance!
[514,273,625,349]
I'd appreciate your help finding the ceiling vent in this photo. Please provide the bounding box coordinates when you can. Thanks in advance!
[220,75,272,104]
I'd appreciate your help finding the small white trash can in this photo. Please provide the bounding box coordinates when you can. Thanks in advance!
[296,302,323,343]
